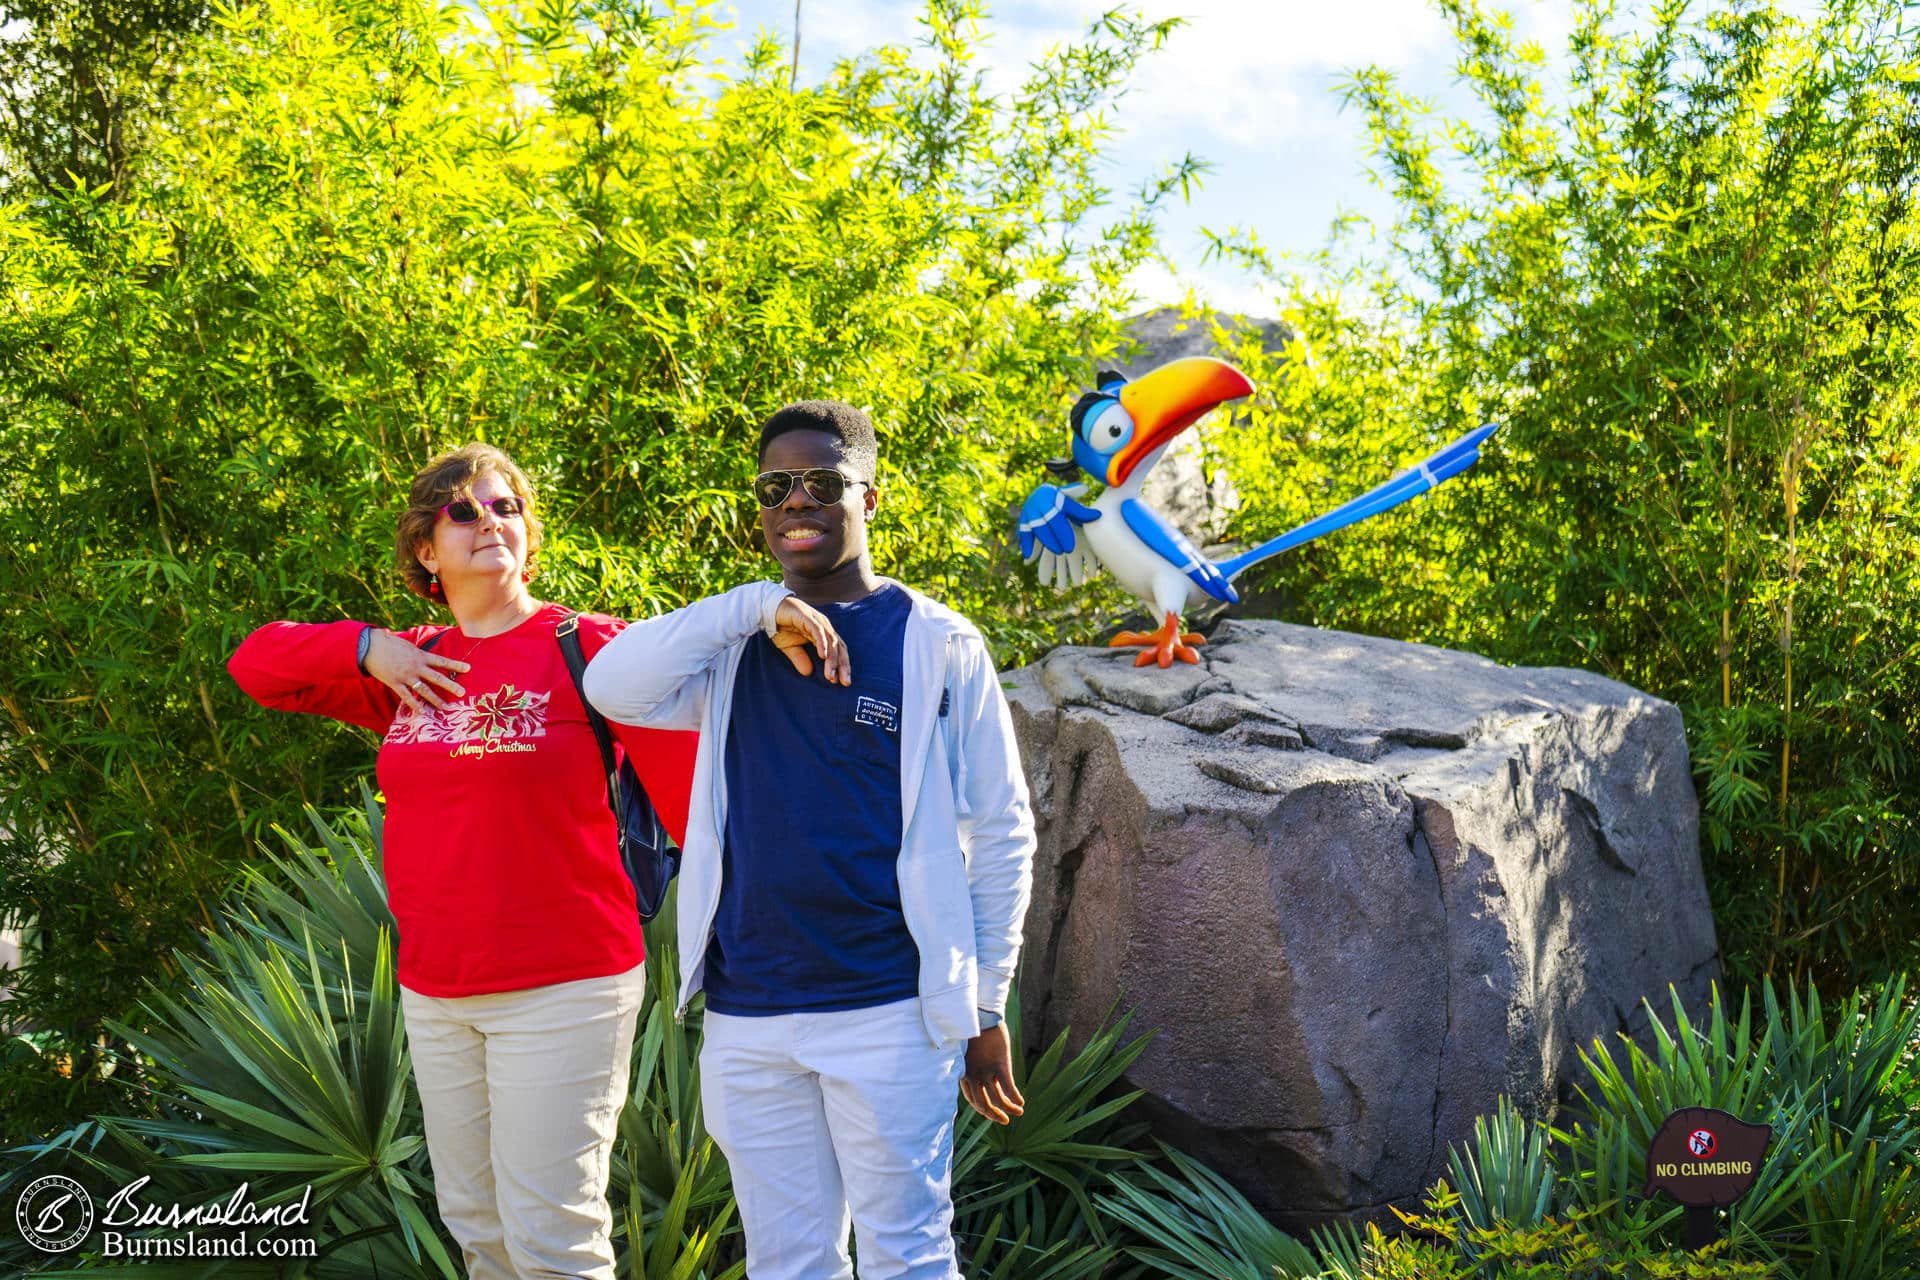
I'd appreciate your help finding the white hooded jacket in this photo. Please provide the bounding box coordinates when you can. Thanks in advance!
[581,579,1036,1048]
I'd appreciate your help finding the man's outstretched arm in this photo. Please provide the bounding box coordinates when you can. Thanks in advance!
[583,582,851,729]
[583,582,789,730]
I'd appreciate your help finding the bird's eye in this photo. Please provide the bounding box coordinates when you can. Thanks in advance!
[1086,402,1134,455]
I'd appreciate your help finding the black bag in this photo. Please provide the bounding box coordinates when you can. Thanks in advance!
[555,613,681,922]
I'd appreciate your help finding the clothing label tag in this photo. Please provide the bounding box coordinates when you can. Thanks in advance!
[854,695,899,732]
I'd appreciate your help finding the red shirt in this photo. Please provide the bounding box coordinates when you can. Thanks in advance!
[227,603,698,996]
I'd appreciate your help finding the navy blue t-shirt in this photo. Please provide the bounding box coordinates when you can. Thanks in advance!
[704,583,919,1015]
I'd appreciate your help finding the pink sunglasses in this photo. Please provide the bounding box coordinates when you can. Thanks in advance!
[439,496,526,524]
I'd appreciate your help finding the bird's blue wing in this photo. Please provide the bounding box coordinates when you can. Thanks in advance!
[1120,499,1239,603]
[1018,483,1101,559]
[1214,422,1499,582]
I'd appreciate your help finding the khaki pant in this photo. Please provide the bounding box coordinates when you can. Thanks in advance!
[401,963,646,1279]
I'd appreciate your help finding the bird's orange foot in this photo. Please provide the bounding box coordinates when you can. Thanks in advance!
[1107,611,1204,668]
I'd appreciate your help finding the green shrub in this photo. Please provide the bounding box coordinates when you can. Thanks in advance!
[3,801,1262,1276]
[950,1003,1155,1278]
[0,0,1180,1131]
[1561,979,1920,1277]
[1338,1189,1784,1279]
[1098,1142,1323,1279]
[1444,1098,1557,1244]
[1,797,454,1278]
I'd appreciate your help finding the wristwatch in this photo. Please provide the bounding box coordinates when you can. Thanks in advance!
[978,1008,1002,1031]
[356,625,374,676]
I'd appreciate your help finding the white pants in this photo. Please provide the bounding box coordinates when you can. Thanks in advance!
[701,998,967,1280]
[401,963,647,1280]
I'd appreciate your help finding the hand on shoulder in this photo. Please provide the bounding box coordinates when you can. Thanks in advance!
[771,596,851,685]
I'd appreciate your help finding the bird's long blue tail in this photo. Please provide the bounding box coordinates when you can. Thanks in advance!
[1214,422,1499,583]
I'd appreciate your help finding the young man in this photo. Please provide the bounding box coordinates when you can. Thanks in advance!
[582,401,1035,1280]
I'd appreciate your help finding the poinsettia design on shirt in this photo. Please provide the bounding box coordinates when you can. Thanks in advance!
[385,684,550,745]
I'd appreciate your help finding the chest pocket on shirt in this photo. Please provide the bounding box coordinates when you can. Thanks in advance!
[837,678,904,768]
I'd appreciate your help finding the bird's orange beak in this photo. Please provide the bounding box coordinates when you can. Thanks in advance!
[1108,357,1255,486]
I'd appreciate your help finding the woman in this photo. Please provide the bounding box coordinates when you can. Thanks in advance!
[228,443,697,1280]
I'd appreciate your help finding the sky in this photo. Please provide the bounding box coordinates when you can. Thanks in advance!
[715,0,1586,316]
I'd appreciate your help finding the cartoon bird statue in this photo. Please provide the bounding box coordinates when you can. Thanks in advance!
[1017,357,1499,668]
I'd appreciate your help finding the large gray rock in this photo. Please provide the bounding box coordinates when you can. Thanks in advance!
[1004,620,1719,1232]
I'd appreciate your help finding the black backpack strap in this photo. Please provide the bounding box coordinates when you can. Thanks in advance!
[556,613,621,814]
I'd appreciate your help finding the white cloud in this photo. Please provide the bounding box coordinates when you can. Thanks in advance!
[785,0,924,54]
[1124,257,1286,314]
[957,0,1455,149]
[758,1,1457,145]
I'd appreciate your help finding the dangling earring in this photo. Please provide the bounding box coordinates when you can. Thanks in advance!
[429,573,442,599]
[521,569,533,583]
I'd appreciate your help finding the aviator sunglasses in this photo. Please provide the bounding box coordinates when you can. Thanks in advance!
[753,468,869,509]
[439,495,527,524]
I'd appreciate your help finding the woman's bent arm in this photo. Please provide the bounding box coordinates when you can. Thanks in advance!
[228,619,409,733]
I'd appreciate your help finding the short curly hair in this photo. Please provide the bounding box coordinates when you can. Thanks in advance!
[394,443,544,598]
[757,400,880,478]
